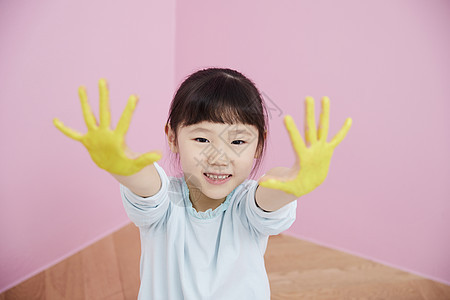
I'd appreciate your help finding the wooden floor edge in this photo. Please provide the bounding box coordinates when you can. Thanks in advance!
[0,220,133,294]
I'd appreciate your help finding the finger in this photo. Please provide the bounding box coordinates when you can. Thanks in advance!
[284,115,307,156]
[116,95,138,136]
[305,96,317,145]
[99,78,111,129]
[53,118,83,141]
[79,86,98,130]
[330,118,352,148]
[318,96,330,142]
[134,151,163,169]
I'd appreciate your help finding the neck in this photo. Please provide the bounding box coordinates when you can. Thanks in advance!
[186,183,226,212]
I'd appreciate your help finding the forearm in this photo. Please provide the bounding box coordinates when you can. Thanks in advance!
[110,162,161,198]
[255,184,298,212]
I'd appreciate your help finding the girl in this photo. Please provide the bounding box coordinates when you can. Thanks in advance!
[53,68,352,299]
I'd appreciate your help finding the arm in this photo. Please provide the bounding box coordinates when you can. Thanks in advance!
[110,148,161,197]
[255,167,298,212]
[53,79,162,197]
[256,96,352,212]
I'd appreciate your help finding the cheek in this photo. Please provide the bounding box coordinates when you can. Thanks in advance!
[243,143,259,157]
[234,145,258,164]
[178,144,204,166]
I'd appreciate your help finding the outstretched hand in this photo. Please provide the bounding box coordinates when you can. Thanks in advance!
[258,96,352,197]
[53,79,162,176]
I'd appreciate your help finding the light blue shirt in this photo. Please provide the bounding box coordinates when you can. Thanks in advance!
[121,162,297,300]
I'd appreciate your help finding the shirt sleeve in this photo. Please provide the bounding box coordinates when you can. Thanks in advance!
[120,162,170,228]
[243,181,297,236]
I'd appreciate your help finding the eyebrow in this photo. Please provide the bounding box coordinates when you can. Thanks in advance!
[189,127,212,133]
[189,127,252,135]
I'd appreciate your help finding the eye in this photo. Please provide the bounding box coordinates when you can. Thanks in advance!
[194,138,209,143]
[232,140,246,145]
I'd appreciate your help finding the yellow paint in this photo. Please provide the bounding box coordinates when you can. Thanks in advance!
[53,79,161,175]
[259,96,352,197]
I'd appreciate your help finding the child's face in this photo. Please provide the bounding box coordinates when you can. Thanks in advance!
[167,121,260,208]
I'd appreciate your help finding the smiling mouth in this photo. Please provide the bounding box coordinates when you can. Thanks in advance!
[203,173,232,180]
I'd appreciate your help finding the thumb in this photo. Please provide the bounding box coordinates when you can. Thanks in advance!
[259,174,278,183]
[134,150,163,169]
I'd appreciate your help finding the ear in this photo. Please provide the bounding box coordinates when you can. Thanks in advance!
[165,123,178,153]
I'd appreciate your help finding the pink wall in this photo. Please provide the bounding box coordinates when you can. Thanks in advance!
[0,0,175,292]
[1,0,450,293]
[175,0,450,284]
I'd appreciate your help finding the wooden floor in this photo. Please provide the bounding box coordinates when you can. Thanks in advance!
[2,223,449,299]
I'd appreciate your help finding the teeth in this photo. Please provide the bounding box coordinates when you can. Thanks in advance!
[205,173,230,180]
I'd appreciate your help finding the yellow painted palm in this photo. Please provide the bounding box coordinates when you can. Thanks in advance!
[53,79,162,175]
[259,96,352,197]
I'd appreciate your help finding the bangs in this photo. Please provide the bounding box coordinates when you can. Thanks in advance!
[175,75,262,128]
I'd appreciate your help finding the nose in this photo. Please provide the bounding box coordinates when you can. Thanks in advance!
[205,142,231,166]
